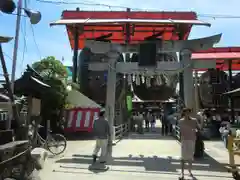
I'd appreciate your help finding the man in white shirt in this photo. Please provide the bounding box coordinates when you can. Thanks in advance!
[219,121,231,148]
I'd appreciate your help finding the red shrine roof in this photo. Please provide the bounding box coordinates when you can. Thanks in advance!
[50,11,210,49]
[51,11,240,70]
[192,47,240,71]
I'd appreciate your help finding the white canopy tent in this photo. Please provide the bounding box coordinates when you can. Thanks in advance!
[66,89,101,108]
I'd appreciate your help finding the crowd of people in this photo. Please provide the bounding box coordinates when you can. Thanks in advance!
[130,105,176,135]
[131,112,157,133]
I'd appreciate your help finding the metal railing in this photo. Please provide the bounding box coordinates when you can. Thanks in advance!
[0,111,9,121]
[113,122,129,142]
[172,124,181,141]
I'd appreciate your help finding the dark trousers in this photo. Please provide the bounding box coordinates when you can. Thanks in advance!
[130,120,135,132]
[145,120,149,130]
[162,122,168,135]
[169,123,173,133]
[194,131,204,158]
[136,121,143,134]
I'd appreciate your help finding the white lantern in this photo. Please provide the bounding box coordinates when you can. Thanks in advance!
[157,75,162,86]
[136,74,140,85]
[132,74,136,82]
[165,76,171,86]
[141,75,145,84]
[146,76,151,88]
[127,74,132,85]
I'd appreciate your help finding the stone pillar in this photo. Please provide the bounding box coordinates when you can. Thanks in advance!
[72,26,79,83]
[78,47,91,95]
[194,70,200,113]
[181,49,195,111]
[105,50,118,154]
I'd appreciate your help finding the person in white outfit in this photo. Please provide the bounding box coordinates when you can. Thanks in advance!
[92,108,110,164]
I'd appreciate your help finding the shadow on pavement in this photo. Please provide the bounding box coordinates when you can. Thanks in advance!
[55,152,230,178]
[64,132,95,141]
[52,168,230,179]
[88,163,110,174]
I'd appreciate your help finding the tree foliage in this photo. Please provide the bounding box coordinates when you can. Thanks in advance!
[43,77,67,110]
[32,56,68,132]
[32,56,67,78]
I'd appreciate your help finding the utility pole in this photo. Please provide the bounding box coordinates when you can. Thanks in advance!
[7,0,22,129]
[11,0,22,91]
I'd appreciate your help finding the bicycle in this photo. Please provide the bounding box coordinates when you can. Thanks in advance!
[28,121,67,155]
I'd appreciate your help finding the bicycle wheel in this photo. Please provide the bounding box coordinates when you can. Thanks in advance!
[46,134,67,155]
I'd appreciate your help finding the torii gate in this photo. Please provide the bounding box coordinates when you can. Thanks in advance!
[50,10,221,148]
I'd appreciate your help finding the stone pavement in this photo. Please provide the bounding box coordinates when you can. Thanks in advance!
[205,140,240,170]
[39,129,233,180]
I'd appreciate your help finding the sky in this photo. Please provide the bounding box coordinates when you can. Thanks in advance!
[0,0,240,79]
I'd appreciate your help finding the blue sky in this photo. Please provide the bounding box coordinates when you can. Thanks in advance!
[0,0,240,79]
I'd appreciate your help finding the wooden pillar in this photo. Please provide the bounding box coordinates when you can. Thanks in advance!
[228,59,235,123]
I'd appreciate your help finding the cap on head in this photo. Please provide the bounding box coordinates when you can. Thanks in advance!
[99,108,105,116]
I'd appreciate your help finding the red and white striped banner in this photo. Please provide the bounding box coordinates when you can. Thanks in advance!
[64,108,100,132]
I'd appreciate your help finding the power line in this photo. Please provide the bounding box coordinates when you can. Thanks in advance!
[1,52,12,74]
[198,14,240,19]
[36,0,143,10]
[20,0,28,73]
[30,24,42,60]
[20,22,27,73]
[36,0,240,19]
[3,52,12,61]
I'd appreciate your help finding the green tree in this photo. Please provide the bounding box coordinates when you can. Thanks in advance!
[32,56,68,133]
[32,56,67,78]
